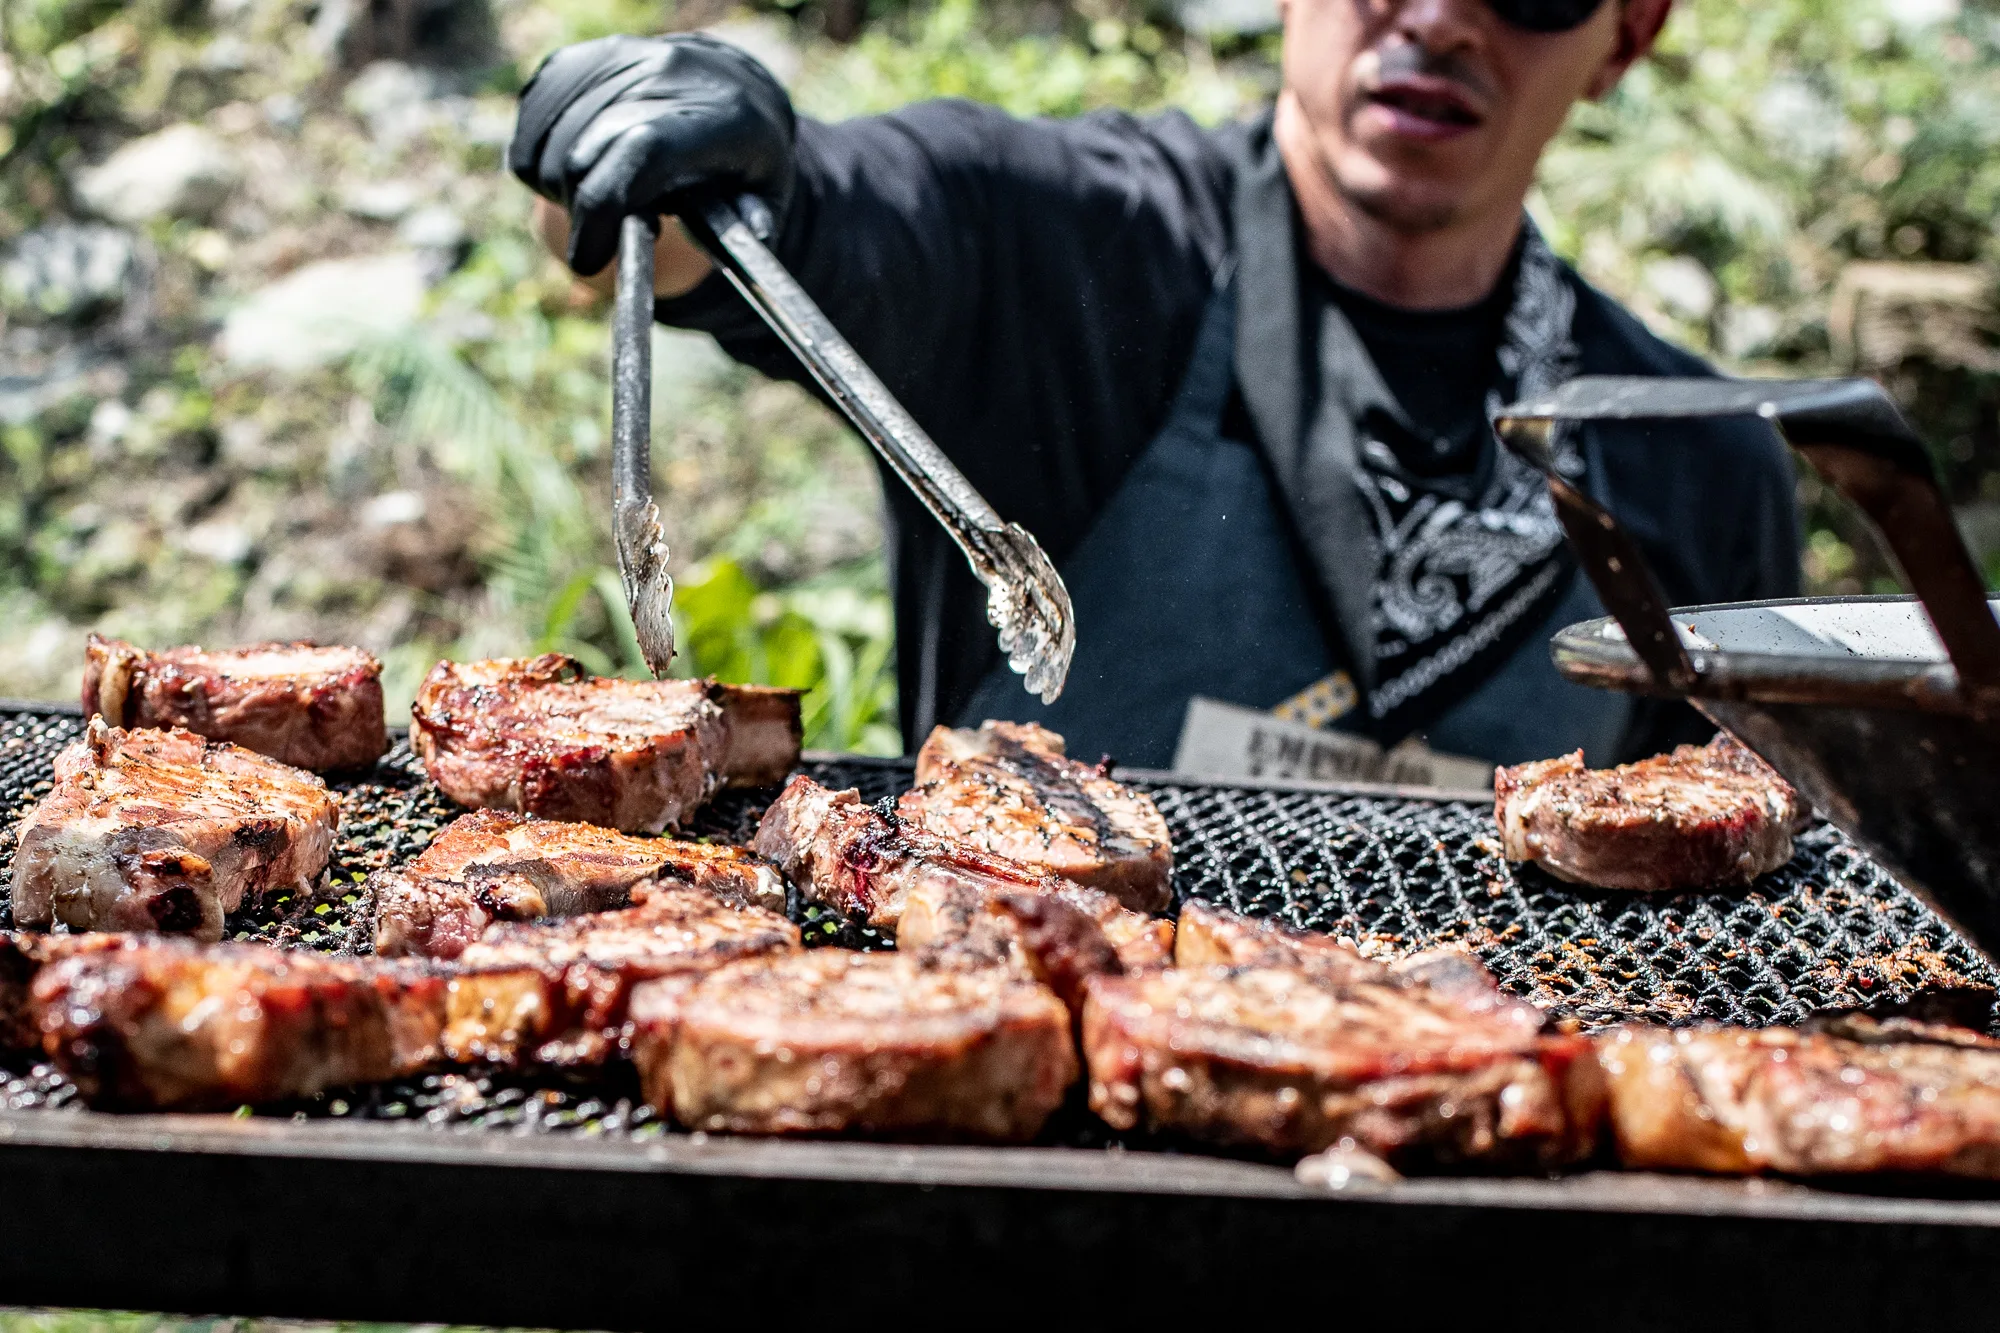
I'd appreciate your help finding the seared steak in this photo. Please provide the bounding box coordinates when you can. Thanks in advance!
[1174,900,1386,985]
[755,773,1171,955]
[371,809,785,959]
[898,878,1125,1015]
[83,635,388,772]
[899,722,1172,912]
[1495,734,1810,891]
[410,655,801,833]
[1082,950,1601,1166]
[441,882,800,1067]
[10,721,337,940]
[31,938,445,1110]
[631,949,1075,1140]
[1598,1017,2000,1179]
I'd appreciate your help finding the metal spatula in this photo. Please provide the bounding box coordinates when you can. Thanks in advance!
[684,197,1076,704]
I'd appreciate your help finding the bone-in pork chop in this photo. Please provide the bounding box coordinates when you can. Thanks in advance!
[1174,900,1387,985]
[897,878,1125,1016]
[1597,1016,2000,1179]
[755,776,1174,968]
[1494,734,1810,891]
[83,635,389,773]
[630,949,1074,1140]
[441,882,800,1067]
[1082,932,1602,1166]
[31,937,446,1110]
[410,654,801,833]
[898,722,1172,912]
[10,721,338,940]
[370,809,785,959]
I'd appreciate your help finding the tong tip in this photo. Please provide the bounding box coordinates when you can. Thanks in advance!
[984,523,1075,704]
[616,498,677,678]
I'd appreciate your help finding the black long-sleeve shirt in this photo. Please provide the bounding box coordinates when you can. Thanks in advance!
[656,100,1800,751]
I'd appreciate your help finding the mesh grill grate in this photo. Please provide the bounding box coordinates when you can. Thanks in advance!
[0,703,1991,1135]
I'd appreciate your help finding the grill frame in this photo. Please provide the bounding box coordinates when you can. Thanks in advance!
[3,698,2000,1323]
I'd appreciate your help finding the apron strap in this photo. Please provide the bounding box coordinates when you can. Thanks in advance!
[1161,261,1239,439]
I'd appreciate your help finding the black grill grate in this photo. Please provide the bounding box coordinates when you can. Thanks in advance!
[0,703,1992,1134]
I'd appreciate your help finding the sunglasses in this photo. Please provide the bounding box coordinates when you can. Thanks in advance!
[1485,0,1607,33]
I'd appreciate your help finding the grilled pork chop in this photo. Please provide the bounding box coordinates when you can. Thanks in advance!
[10,721,338,940]
[1598,1017,2000,1179]
[899,722,1173,912]
[1495,734,1810,891]
[898,879,1124,1015]
[83,635,388,772]
[441,882,800,1067]
[371,810,786,959]
[1174,900,1386,985]
[755,773,1171,951]
[411,655,801,833]
[1083,939,1601,1165]
[630,950,1075,1140]
[31,937,445,1110]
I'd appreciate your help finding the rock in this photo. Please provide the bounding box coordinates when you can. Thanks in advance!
[0,223,137,324]
[362,491,426,526]
[343,60,443,146]
[200,34,250,72]
[217,251,427,372]
[1640,255,1719,324]
[397,204,467,280]
[263,94,305,135]
[177,521,255,565]
[1171,0,1280,35]
[1718,304,1783,360]
[340,179,421,221]
[87,399,134,447]
[396,203,465,252]
[74,125,242,226]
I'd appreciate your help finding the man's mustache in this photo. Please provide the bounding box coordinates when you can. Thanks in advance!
[1359,39,1496,105]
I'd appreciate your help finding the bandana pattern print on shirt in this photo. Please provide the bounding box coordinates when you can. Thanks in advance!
[1359,225,1582,732]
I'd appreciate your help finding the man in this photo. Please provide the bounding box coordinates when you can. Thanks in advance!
[510,0,1799,770]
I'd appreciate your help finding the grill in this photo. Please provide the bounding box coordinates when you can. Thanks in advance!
[2,699,1999,1326]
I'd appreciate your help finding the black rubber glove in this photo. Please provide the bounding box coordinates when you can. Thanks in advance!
[509,33,797,276]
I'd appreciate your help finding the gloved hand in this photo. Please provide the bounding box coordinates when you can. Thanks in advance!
[509,33,796,276]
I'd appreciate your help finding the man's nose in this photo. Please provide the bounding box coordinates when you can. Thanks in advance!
[1387,0,1485,46]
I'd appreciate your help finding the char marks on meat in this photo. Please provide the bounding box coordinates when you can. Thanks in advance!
[442,882,800,1067]
[898,877,1125,1016]
[31,938,445,1110]
[1495,733,1810,891]
[630,950,1075,1140]
[9,721,337,941]
[1598,1017,2000,1179]
[84,635,388,773]
[755,776,1174,969]
[410,655,801,833]
[1174,900,1385,986]
[371,809,785,959]
[1084,905,1601,1166]
[898,722,1172,912]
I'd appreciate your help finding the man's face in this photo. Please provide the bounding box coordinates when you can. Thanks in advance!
[1279,0,1651,233]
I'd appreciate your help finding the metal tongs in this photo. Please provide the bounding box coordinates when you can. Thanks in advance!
[610,215,676,677]
[608,205,1076,702]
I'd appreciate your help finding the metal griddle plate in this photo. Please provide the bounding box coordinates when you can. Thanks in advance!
[3,700,2000,1326]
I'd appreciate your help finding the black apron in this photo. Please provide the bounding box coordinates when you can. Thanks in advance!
[955,278,1638,770]
[956,279,1334,767]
